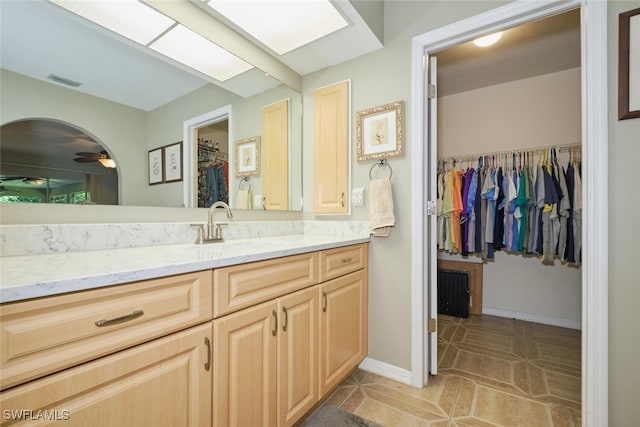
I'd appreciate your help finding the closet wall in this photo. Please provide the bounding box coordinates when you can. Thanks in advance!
[438,67,582,329]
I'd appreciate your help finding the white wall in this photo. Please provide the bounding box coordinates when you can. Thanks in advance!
[438,68,582,329]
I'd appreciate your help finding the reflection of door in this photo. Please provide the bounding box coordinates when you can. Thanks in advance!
[263,99,289,210]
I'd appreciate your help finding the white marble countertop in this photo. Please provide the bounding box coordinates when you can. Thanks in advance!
[0,234,370,303]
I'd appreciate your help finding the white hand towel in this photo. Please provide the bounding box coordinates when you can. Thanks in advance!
[369,178,395,237]
[236,189,252,209]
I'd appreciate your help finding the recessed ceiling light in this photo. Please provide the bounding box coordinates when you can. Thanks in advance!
[473,32,503,47]
[206,0,349,55]
[150,24,253,82]
[49,0,175,45]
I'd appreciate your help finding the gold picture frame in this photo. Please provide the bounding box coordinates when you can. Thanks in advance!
[234,136,261,176]
[356,100,404,161]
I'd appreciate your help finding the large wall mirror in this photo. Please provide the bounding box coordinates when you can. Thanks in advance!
[0,0,303,212]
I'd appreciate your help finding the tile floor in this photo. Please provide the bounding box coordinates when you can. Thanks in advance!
[319,314,581,426]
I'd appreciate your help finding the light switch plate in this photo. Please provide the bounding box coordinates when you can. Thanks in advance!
[254,194,263,209]
[352,187,365,206]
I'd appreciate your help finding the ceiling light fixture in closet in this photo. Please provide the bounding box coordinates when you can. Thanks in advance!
[473,31,503,47]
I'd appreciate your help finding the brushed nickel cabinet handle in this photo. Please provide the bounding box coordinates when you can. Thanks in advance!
[341,192,345,207]
[322,292,327,312]
[282,306,288,332]
[272,310,278,336]
[204,337,211,371]
[262,197,266,210]
[341,257,353,263]
[95,310,144,327]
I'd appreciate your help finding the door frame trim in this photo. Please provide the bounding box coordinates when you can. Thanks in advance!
[182,105,233,208]
[410,1,608,425]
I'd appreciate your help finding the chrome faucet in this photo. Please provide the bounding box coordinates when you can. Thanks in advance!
[206,201,233,242]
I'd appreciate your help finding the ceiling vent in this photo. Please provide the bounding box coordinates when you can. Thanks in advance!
[47,74,82,88]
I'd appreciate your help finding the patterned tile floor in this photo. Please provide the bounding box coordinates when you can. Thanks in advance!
[319,314,581,426]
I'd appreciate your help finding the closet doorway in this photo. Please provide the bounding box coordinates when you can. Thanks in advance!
[433,11,582,415]
[410,1,608,426]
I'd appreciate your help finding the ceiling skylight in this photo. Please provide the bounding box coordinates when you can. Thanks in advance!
[48,0,254,82]
[206,0,349,55]
[149,24,253,82]
[49,0,175,45]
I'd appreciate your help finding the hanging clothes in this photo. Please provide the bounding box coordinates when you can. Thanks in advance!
[436,144,581,267]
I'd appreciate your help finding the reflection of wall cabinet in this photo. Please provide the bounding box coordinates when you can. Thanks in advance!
[313,80,350,214]
[263,99,289,210]
[213,243,368,427]
[0,272,213,425]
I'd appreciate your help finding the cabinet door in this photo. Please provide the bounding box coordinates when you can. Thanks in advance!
[263,99,289,210]
[313,80,349,214]
[277,287,319,427]
[213,300,277,427]
[319,270,368,396]
[0,323,212,426]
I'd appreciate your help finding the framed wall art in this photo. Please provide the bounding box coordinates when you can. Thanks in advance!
[148,147,164,185]
[619,7,640,120]
[356,100,404,161]
[234,136,261,176]
[163,141,183,183]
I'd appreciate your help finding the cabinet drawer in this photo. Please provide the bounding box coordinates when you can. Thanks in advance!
[213,252,318,318]
[319,244,368,282]
[0,271,212,390]
[0,323,212,426]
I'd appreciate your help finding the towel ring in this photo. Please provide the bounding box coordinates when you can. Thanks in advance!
[369,159,392,180]
[239,176,253,191]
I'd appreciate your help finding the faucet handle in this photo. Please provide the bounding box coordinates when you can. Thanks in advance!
[190,223,205,244]
[213,223,228,240]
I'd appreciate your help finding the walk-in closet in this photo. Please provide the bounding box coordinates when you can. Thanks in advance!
[432,9,582,423]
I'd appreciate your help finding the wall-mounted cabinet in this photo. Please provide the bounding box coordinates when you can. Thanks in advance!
[313,80,350,214]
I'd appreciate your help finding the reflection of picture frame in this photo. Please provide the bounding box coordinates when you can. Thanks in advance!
[356,101,404,161]
[234,136,261,176]
[148,147,164,185]
[163,141,183,183]
[619,7,640,120]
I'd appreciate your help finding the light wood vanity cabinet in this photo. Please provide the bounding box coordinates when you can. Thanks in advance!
[0,323,212,426]
[0,270,212,390]
[0,271,213,426]
[0,242,367,427]
[213,286,318,427]
[213,243,368,427]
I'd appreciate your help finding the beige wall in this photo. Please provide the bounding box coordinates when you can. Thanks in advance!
[607,1,640,425]
[0,69,149,206]
[438,68,582,329]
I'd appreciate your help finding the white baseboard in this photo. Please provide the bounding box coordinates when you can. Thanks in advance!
[482,307,581,330]
[358,357,412,386]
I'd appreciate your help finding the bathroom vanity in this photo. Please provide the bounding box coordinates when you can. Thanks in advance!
[0,236,368,426]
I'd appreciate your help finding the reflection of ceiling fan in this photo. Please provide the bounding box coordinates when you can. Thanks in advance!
[0,176,43,185]
[73,151,116,168]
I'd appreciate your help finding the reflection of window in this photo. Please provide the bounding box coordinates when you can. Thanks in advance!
[49,194,68,204]
[71,191,91,204]
[0,195,43,203]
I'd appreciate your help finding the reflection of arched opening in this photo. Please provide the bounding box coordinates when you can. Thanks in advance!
[0,118,119,204]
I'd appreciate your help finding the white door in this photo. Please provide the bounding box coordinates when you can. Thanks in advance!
[427,56,438,375]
